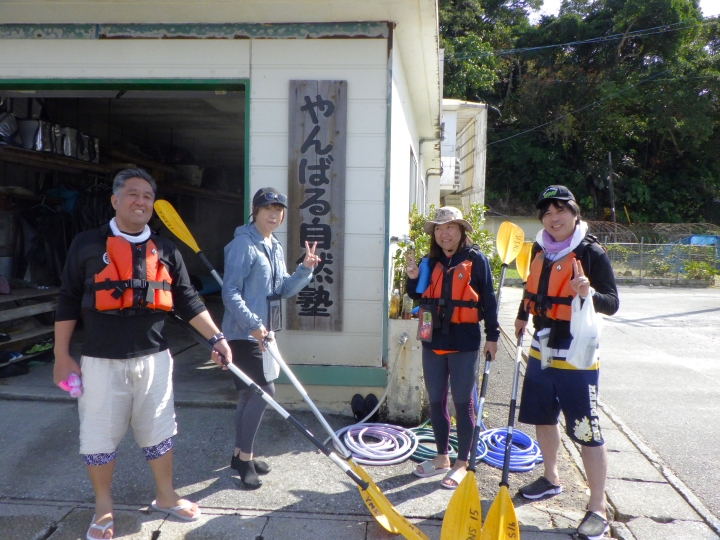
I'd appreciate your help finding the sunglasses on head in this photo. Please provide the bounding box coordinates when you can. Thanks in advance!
[255,192,288,205]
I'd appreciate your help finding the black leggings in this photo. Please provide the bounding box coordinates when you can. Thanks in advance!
[422,348,479,462]
[235,382,274,454]
[227,339,275,454]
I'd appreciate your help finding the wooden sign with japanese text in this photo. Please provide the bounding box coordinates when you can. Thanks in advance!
[287,80,346,331]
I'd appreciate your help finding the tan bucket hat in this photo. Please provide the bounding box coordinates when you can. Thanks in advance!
[423,206,473,235]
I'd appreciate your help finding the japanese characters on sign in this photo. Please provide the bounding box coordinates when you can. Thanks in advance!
[287,81,347,331]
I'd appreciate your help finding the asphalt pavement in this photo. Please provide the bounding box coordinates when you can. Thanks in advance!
[0,287,718,539]
[598,286,720,523]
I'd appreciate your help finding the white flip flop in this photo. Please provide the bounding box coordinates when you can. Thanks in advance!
[150,500,201,522]
[440,468,467,490]
[412,459,451,478]
[86,514,114,540]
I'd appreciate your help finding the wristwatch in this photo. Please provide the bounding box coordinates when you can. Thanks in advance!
[208,332,226,346]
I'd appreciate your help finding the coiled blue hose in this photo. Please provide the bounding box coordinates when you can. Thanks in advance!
[479,424,543,472]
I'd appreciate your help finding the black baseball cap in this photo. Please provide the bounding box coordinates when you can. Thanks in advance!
[536,185,576,208]
[252,187,288,209]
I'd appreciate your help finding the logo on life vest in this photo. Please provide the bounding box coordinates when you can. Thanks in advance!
[151,248,157,255]
[103,252,110,265]
[556,264,562,271]
[458,273,463,279]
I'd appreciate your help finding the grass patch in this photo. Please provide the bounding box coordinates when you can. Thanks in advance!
[505,268,520,279]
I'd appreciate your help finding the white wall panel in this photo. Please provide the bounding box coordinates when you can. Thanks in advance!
[342,268,383,302]
[249,133,288,166]
[345,168,385,202]
[389,42,420,236]
[344,235,384,268]
[0,40,250,79]
[249,38,388,366]
[278,332,382,366]
[345,202,385,235]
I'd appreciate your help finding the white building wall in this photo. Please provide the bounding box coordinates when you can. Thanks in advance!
[389,44,419,235]
[0,39,251,79]
[0,37,389,368]
[249,39,388,367]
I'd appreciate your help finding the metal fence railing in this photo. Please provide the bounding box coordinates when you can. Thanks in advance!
[605,242,719,281]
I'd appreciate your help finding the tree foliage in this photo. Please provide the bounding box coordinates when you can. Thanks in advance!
[441,0,720,223]
[392,203,497,292]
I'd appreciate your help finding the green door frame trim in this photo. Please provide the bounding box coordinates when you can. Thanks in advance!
[0,78,251,222]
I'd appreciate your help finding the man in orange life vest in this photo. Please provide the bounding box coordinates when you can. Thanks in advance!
[53,168,231,540]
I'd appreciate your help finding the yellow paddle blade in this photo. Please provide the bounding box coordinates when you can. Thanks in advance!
[350,462,430,540]
[441,472,482,540]
[480,485,520,540]
[515,242,533,283]
[153,200,201,253]
[496,222,525,266]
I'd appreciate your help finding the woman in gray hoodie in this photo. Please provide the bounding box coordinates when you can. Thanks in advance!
[222,187,319,489]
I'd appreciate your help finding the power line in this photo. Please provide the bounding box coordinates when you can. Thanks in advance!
[486,70,670,147]
[514,75,719,84]
[446,19,714,62]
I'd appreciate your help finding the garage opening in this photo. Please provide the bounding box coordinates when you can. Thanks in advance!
[0,86,247,363]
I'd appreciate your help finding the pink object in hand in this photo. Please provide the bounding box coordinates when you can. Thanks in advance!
[59,372,83,398]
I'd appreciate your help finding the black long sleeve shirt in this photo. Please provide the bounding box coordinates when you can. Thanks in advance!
[407,246,499,352]
[57,225,206,359]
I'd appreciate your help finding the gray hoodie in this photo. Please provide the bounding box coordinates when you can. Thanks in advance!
[221,222,313,341]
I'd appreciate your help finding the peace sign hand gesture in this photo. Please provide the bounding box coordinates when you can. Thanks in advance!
[302,241,321,269]
[570,259,591,298]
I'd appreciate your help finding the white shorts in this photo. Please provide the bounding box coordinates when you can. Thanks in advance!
[78,349,177,455]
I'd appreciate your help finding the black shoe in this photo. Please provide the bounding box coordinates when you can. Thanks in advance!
[231,456,262,489]
[231,454,271,476]
[518,476,563,499]
[252,458,271,475]
[364,393,380,422]
[576,511,609,540]
[351,394,366,421]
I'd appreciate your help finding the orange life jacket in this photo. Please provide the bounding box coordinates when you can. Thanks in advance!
[420,250,480,334]
[93,236,173,313]
[522,249,576,321]
[522,234,604,321]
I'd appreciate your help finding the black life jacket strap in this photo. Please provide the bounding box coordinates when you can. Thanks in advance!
[523,290,573,316]
[92,278,171,303]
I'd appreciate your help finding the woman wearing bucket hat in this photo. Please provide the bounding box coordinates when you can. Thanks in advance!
[222,187,320,489]
[514,185,619,540]
[404,206,499,489]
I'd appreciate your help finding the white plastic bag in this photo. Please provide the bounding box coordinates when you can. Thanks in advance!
[566,294,603,369]
[262,331,282,381]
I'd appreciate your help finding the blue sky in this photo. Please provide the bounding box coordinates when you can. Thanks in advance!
[534,0,720,19]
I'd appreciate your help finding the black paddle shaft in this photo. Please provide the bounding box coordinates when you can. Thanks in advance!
[197,251,214,273]
[500,334,524,487]
[168,312,369,490]
[468,261,509,472]
[468,352,492,473]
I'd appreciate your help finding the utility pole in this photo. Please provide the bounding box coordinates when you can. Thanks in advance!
[607,152,617,242]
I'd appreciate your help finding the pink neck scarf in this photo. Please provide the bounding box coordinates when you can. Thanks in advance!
[542,229,574,253]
